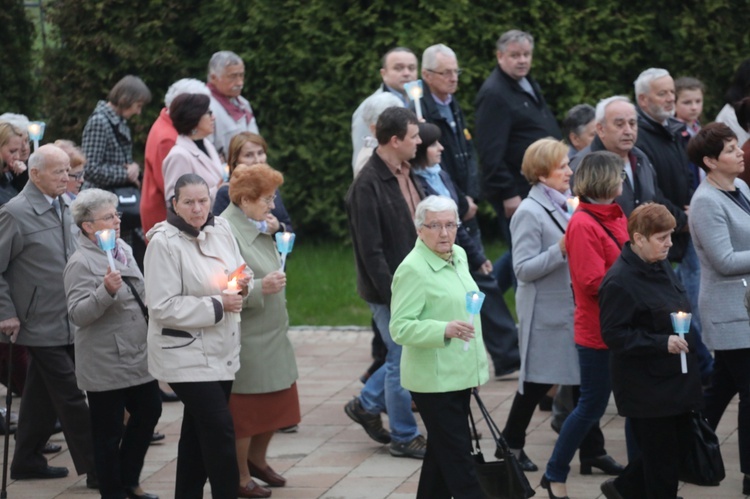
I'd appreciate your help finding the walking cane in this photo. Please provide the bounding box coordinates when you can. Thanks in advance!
[1,341,12,498]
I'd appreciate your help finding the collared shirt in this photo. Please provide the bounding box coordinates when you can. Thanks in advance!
[384,85,409,107]
[377,150,420,217]
[431,93,457,134]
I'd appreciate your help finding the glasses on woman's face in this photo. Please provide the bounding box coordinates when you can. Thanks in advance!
[69,171,85,181]
[262,194,277,206]
[88,212,122,223]
[422,222,460,232]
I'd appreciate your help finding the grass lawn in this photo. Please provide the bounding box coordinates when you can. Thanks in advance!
[286,239,516,326]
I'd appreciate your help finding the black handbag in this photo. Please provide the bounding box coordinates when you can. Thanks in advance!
[111,186,141,231]
[678,411,725,486]
[470,388,535,499]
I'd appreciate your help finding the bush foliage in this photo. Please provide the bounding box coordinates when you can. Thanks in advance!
[1,0,36,115]
[18,0,750,239]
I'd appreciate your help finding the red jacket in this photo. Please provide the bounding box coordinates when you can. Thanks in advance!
[141,108,177,236]
[566,200,628,349]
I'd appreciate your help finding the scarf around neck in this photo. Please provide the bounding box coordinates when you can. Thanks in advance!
[208,83,254,123]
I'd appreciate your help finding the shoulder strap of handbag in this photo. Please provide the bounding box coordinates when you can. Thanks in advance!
[472,388,512,454]
[579,208,622,249]
[467,403,483,452]
[122,276,149,323]
[108,121,132,163]
[530,197,566,234]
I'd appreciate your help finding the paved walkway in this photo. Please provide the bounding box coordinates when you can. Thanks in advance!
[2,328,745,498]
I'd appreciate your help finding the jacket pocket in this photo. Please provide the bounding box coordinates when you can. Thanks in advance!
[114,333,146,365]
[24,286,38,321]
[161,328,197,349]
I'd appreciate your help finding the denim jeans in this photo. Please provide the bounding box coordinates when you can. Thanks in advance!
[545,346,612,483]
[358,302,420,444]
[675,238,714,381]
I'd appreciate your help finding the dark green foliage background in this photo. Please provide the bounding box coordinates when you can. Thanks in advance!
[6,0,749,240]
[1,0,36,115]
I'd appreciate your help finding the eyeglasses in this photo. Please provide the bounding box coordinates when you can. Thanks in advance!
[620,170,628,180]
[422,222,460,232]
[426,68,462,77]
[87,212,122,223]
[69,171,85,180]
[262,194,277,205]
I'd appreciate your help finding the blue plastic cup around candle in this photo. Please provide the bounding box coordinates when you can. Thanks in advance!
[275,232,296,254]
[670,312,692,334]
[465,291,486,315]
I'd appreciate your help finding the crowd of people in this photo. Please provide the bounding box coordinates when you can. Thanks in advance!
[1,27,750,499]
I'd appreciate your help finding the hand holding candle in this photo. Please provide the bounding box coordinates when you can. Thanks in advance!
[464,291,486,351]
[222,277,242,323]
[670,312,691,374]
[404,80,424,121]
[275,231,295,271]
[95,229,117,271]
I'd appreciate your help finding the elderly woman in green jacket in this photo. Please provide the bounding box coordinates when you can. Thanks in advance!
[390,195,490,499]
[221,163,300,499]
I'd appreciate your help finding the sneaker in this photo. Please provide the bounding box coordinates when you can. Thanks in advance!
[389,435,426,459]
[344,397,391,444]
[277,425,299,433]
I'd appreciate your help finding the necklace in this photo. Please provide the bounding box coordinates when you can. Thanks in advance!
[707,174,736,191]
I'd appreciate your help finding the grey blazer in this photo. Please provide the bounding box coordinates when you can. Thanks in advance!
[0,181,76,346]
[510,184,578,388]
[689,178,750,350]
[64,233,152,392]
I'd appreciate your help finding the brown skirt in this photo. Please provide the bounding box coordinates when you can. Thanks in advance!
[229,382,300,438]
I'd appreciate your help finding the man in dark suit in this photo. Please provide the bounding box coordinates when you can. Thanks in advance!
[0,144,96,485]
[474,29,561,303]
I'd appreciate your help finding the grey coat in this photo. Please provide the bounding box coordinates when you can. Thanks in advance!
[689,178,750,350]
[64,233,152,392]
[0,181,76,346]
[510,184,578,388]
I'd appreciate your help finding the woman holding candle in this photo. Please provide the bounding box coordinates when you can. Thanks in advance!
[212,132,293,234]
[64,188,162,499]
[687,122,750,495]
[597,203,702,499]
[502,138,621,475]
[221,163,298,498]
[161,93,224,204]
[144,173,251,499]
[541,151,629,499]
[390,195,489,499]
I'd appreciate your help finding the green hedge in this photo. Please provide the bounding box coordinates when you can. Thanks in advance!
[31,0,750,240]
[1,0,36,115]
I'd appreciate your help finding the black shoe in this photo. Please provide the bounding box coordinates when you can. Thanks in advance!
[515,449,538,472]
[580,454,624,475]
[42,442,62,454]
[550,417,563,434]
[150,432,165,444]
[160,389,179,402]
[744,474,750,495]
[11,465,69,480]
[126,488,159,499]
[539,475,569,499]
[344,397,391,444]
[600,478,624,499]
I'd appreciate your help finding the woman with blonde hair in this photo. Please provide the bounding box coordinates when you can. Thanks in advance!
[221,163,300,498]
[0,122,26,205]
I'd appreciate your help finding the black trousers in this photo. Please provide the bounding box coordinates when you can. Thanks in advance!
[12,345,94,475]
[502,381,606,459]
[614,413,691,499]
[169,380,238,499]
[411,389,483,499]
[87,380,162,499]
[703,348,750,473]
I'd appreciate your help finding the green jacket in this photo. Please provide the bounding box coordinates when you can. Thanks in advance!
[222,203,298,394]
[390,239,489,393]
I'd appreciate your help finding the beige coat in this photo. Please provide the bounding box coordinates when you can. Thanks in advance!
[64,233,152,391]
[144,216,245,382]
[222,203,298,394]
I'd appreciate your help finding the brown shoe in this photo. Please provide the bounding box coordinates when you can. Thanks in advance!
[237,480,271,498]
[248,460,286,487]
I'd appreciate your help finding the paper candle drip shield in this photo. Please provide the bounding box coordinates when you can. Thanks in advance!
[463,291,486,351]
[95,229,117,269]
[670,312,691,374]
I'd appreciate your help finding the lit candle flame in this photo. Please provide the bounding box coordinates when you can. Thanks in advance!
[227,278,239,292]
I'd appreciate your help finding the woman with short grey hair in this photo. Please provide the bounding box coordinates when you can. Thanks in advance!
[353,94,403,176]
[64,188,161,499]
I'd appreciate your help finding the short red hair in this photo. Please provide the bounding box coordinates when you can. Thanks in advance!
[229,163,283,205]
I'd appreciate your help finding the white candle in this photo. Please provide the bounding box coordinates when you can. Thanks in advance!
[226,277,239,293]
[464,294,480,351]
[223,277,241,323]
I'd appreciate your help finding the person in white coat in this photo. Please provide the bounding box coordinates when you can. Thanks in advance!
[144,173,251,499]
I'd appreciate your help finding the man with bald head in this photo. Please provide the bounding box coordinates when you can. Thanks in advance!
[351,47,418,169]
[0,145,95,484]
